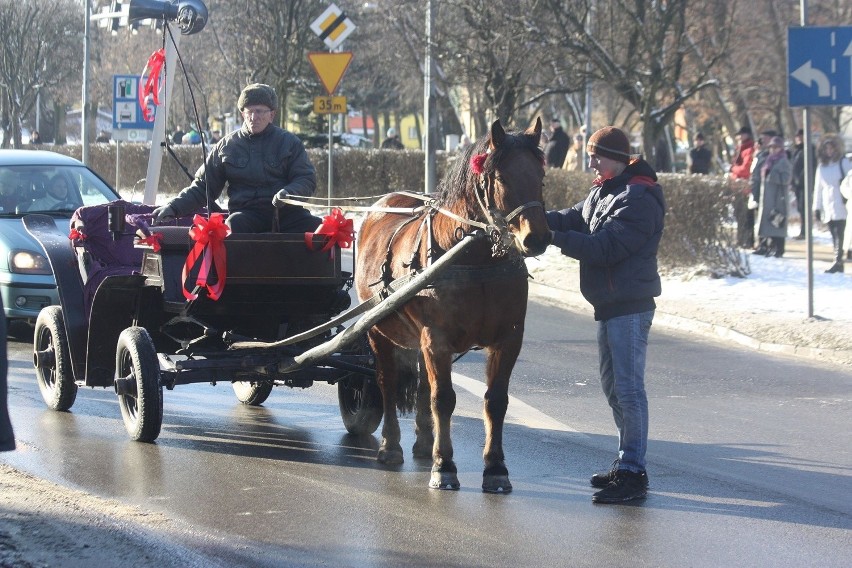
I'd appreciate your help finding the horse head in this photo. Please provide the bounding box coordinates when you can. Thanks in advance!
[466,117,550,257]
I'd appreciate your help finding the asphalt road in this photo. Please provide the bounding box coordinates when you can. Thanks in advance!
[2,298,850,568]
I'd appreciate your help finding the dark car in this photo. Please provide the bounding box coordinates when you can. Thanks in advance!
[0,150,121,328]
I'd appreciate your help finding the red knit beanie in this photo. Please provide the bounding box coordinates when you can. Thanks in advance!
[587,126,632,164]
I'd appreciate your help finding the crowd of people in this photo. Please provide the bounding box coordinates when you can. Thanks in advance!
[728,125,850,273]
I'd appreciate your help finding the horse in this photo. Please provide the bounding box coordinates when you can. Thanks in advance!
[354,117,551,492]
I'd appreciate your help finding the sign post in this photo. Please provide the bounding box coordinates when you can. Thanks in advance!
[309,3,355,210]
[787,24,852,318]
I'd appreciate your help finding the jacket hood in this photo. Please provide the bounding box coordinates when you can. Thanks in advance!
[817,133,846,163]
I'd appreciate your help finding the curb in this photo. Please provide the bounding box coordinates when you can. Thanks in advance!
[528,281,852,367]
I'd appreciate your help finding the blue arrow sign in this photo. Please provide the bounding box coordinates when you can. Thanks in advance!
[788,26,852,107]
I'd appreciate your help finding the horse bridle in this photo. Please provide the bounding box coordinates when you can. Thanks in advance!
[472,160,545,258]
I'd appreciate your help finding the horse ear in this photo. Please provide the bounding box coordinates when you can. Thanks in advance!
[489,120,506,149]
[525,117,543,145]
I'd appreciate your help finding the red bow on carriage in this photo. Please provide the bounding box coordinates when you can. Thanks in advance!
[305,208,354,259]
[183,213,231,301]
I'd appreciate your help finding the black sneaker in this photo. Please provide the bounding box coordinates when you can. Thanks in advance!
[590,460,648,489]
[592,470,648,504]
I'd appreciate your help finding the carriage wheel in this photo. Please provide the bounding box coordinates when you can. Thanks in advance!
[338,377,383,435]
[33,306,77,411]
[232,381,273,406]
[115,327,163,442]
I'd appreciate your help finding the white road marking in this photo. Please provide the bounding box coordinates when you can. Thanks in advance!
[451,372,586,436]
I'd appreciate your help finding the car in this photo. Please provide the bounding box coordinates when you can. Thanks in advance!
[0,150,122,329]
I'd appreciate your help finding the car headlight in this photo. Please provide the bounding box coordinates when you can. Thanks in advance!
[9,249,52,275]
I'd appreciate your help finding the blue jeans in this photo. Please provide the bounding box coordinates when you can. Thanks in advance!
[597,310,654,473]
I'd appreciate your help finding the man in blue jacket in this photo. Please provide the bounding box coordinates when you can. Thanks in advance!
[154,83,319,233]
[547,126,666,504]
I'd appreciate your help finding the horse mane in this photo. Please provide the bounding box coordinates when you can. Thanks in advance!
[436,128,544,213]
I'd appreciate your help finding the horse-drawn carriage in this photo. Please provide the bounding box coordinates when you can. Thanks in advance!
[24,201,382,442]
[25,119,551,492]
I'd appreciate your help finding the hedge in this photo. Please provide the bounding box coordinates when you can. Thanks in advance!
[38,143,745,275]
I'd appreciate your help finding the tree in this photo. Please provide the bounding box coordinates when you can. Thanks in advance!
[539,0,731,167]
[0,0,80,147]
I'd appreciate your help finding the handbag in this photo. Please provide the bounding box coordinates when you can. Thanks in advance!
[770,209,785,229]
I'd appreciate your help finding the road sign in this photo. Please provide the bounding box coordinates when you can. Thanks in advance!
[310,4,356,50]
[788,26,852,107]
[314,96,347,115]
[308,52,353,95]
[112,75,155,129]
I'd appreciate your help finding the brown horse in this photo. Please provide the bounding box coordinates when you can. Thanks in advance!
[354,118,551,493]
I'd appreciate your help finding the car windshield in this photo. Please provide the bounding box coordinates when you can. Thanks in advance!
[0,164,118,216]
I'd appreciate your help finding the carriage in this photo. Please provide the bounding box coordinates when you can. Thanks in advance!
[24,118,551,492]
[24,201,383,442]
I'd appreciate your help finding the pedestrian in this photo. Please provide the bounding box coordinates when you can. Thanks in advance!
[380,128,404,150]
[755,136,791,257]
[790,129,814,239]
[544,118,570,168]
[29,130,42,145]
[171,126,186,145]
[563,132,586,171]
[546,126,665,504]
[813,134,849,273]
[95,130,111,143]
[0,296,15,452]
[747,129,778,252]
[688,132,712,174]
[729,126,756,248]
[153,83,319,234]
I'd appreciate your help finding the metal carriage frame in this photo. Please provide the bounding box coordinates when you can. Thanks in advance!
[24,205,383,442]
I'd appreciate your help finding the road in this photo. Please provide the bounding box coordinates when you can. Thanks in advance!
[2,297,850,567]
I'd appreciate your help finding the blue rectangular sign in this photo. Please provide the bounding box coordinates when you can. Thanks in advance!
[113,75,155,129]
[788,26,852,107]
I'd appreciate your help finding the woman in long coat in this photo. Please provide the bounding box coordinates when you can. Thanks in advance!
[755,136,792,257]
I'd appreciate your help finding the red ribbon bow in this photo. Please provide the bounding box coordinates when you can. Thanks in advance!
[68,228,86,242]
[305,208,354,258]
[182,213,231,301]
[139,49,165,123]
[137,232,163,252]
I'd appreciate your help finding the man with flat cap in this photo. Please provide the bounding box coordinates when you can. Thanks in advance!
[154,83,319,233]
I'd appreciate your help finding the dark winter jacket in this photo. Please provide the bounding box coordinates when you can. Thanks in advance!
[168,123,316,216]
[544,127,571,168]
[546,158,666,321]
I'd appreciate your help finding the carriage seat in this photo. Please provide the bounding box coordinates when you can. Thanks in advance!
[70,201,156,317]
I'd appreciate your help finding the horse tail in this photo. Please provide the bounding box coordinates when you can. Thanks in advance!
[393,347,421,414]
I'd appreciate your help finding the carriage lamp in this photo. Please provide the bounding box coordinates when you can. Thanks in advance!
[9,250,52,275]
[108,202,126,240]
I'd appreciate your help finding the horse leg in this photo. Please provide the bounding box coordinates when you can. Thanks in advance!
[411,352,434,459]
[481,339,522,494]
[370,332,404,465]
[422,341,459,490]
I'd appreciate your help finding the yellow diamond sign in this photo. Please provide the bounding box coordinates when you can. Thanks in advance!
[308,52,353,96]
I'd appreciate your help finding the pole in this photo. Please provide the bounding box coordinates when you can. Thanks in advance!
[800,0,814,318]
[142,33,181,205]
[423,0,436,193]
[82,0,91,165]
[582,1,595,171]
[328,111,333,211]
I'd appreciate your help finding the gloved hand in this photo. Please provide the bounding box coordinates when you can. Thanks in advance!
[814,210,822,223]
[151,204,177,225]
[272,189,289,208]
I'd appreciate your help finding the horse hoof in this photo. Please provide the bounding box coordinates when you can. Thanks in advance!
[412,440,433,460]
[482,474,513,494]
[429,470,460,490]
[377,446,404,465]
